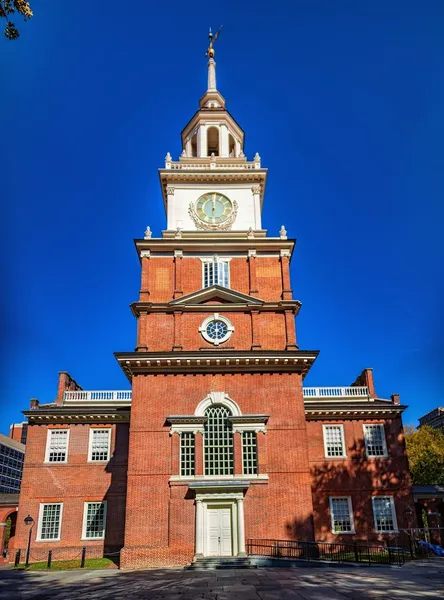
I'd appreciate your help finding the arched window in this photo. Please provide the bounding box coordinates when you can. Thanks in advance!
[204,405,233,475]
[228,134,236,157]
[207,127,219,156]
[191,133,197,157]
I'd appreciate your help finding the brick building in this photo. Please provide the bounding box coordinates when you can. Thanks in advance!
[14,51,414,568]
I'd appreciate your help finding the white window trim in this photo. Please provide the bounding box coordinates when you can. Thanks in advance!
[199,313,234,346]
[329,496,355,534]
[81,501,107,540]
[36,502,63,542]
[200,257,231,289]
[372,495,398,533]
[44,429,70,464]
[363,423,388,458]
[241,431,258,476]
[322,424,346,459]
[87,428,112,462]
[179,431,195,477]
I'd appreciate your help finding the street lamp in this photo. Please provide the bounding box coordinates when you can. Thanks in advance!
[404,505,414,523]
[403,506,415,558]
[24,515,34,568]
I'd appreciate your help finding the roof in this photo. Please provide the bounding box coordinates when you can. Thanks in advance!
[0,494,20,505]
[412,485,444,498]
[0,434,25,453]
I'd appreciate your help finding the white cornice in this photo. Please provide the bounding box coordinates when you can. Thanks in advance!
[115,351,318,381]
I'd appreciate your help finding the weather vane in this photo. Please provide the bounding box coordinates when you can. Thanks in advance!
[206,25,223,58]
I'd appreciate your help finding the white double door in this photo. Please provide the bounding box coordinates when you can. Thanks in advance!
[206,506,232,557]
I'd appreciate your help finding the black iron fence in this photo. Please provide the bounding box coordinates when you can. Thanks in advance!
[13,547,120,569]
[246,538,406,566]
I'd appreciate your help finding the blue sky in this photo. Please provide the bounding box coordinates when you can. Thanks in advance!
[1,1,443,431]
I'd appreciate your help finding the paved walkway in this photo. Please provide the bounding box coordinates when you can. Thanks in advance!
[0,560,443,599]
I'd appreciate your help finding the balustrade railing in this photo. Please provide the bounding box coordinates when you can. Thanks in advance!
[63,387,370,403]
[168,162,260,170]
[303,386,369,399]
[63,390,132,402]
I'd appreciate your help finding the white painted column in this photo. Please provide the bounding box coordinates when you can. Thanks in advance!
[220,124,229,157]
[166,186,175,230]
[197,125,207,158]
[195,499,204,556]
[236,497,246,556]
[251,186,262,230]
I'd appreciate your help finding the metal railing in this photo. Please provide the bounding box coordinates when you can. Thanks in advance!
[303,386,370,399]
[246,539,405,566]
[14,546,120,569]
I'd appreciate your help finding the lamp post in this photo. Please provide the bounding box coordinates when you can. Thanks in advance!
[404,505,415,558]
[24,515,34,568]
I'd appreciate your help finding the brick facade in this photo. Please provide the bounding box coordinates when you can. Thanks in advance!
[14,60,414,568]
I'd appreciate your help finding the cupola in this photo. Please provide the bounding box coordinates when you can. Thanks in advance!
[179,33,245,160]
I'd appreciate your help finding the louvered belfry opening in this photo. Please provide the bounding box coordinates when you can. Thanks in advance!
[204,405,234,475]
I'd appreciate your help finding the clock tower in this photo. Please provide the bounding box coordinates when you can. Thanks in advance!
[116,44,319,569]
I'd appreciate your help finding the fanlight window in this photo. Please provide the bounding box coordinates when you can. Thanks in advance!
[204,405,233,475]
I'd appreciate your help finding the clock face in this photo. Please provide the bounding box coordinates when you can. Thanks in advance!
[195,193,233,225]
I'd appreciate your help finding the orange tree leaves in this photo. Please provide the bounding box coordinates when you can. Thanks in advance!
[0,0,33,40]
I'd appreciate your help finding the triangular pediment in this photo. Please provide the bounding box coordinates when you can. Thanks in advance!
[169,285,264,306]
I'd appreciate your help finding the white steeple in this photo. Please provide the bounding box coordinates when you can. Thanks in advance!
[158,30,267,234]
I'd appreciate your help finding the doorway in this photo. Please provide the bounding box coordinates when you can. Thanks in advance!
[206,506,232,556]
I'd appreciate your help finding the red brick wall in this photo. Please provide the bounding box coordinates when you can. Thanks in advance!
[9,424,24,443]
[141,256,285,303]
[15,422,128,562]
[307,417,414,542]
[121,371,313,568]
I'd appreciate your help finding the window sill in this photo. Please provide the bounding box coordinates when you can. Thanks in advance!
[43,461,68,465]
[36,538,61,543]
[170,474,269,482]
[324,456,347,460]
[81,537,105,542]
[331,531,356,535]
[375,530,399,534]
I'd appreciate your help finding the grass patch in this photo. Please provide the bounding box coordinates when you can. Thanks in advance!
[15,557,117,571]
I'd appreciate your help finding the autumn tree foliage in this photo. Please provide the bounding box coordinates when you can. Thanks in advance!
[0,0,32,40]
[405,425,444,485]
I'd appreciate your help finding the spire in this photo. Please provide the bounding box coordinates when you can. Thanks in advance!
[200,26,225,110]
[206,26,222,93]
[208,58,217,92]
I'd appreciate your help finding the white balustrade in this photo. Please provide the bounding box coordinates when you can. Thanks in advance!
[303,386,369,399]
[168,162,259,170]
[63,390,132,402]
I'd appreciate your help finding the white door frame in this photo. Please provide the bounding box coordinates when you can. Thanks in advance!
[194,491,246,557]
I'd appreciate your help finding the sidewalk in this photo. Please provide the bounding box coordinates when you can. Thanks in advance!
[0,560,442,599]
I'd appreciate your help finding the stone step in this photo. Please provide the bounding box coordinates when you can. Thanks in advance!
[185,556,256,570]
